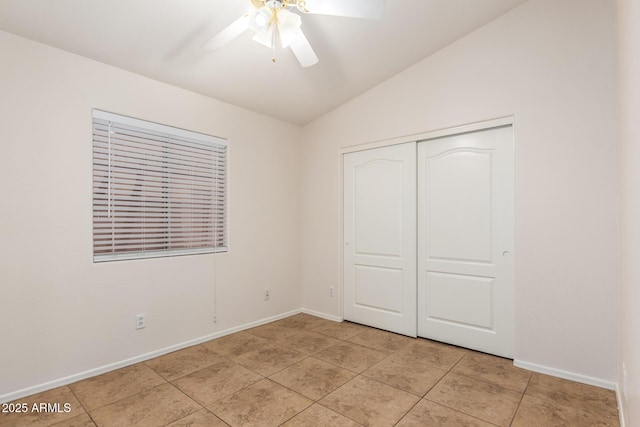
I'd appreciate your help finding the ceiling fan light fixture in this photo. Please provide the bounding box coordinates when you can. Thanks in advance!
[247,7,272,33]
[252,23,274,48]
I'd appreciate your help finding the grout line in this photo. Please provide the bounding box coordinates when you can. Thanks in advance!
[159,382,205,426]
[205,408,231,427]
[508,371,534,426]
[65,385,98,427]
[64,366,170,413]
[415,347,500,424]
[391,399,502,427]
[392,398,422,426]
[314,398,365,426]
[446,369,529,395]
[419,397,503,427]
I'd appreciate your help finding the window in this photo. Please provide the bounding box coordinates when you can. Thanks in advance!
[92,110,228,262]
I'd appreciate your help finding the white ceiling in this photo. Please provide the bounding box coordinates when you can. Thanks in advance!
[0,0,527,125]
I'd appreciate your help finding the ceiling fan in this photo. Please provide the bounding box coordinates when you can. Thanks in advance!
[203,0,385,67]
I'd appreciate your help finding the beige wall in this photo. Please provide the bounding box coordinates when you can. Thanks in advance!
[617,0,640,423]
[0,30,301,399]
[300,0,619,384]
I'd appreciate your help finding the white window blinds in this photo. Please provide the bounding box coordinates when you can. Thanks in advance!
[92,110,228,262]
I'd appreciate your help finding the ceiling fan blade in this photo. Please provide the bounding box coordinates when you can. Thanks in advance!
[278,9,303,48]
[289,32,318,67]
[303,0,384,19]
[202,14,249,51]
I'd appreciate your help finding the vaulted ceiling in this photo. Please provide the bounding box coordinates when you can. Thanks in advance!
[0,0,527,125]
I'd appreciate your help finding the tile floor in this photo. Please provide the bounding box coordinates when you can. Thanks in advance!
[0,314,620,426]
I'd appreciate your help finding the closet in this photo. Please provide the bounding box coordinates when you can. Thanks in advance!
[343,124,514,358]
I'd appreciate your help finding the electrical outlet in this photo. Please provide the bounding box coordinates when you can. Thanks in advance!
[623,362,628,400]
[135,314,145,330]
[264,290,270,301]
[213,315,217,324]
[329,286,335,297]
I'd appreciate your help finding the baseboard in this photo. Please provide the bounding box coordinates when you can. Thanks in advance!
[513,359,616,390]
[616,383,627,427]
[300,307,343,322]
[0,308,301,404]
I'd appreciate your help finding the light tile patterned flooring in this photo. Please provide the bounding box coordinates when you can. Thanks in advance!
[1,314,619,426]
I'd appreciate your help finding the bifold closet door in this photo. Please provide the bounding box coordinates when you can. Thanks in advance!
[343,142,417,337]
[417,126,514,357]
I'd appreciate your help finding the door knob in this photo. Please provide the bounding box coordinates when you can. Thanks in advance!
[502,250,511,258]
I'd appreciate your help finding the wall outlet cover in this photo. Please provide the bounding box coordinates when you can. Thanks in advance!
[135,314,145,330]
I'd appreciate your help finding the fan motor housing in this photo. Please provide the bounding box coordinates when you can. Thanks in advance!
[266,0,284,9]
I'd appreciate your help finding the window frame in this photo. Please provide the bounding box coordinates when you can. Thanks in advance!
[92,109,228,262]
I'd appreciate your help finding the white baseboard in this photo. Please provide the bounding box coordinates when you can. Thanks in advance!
[513,359,616,390]
[0,309,301,404]
[616,383,627,427]
[300,307,343,322]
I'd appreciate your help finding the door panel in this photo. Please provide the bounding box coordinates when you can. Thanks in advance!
[343,143,416,337]
[354,160,404,257]
[418,126,514,357]
[426,272,493,329]
[354,265,404,314]
[426,148,493,263]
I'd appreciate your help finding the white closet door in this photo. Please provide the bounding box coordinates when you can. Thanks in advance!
[417,126,514,357]
[343,142,417,337]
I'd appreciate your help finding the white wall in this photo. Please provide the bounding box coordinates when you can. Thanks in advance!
[0,30,301,399]
[300,0,619,384]
[617,0,640,423]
